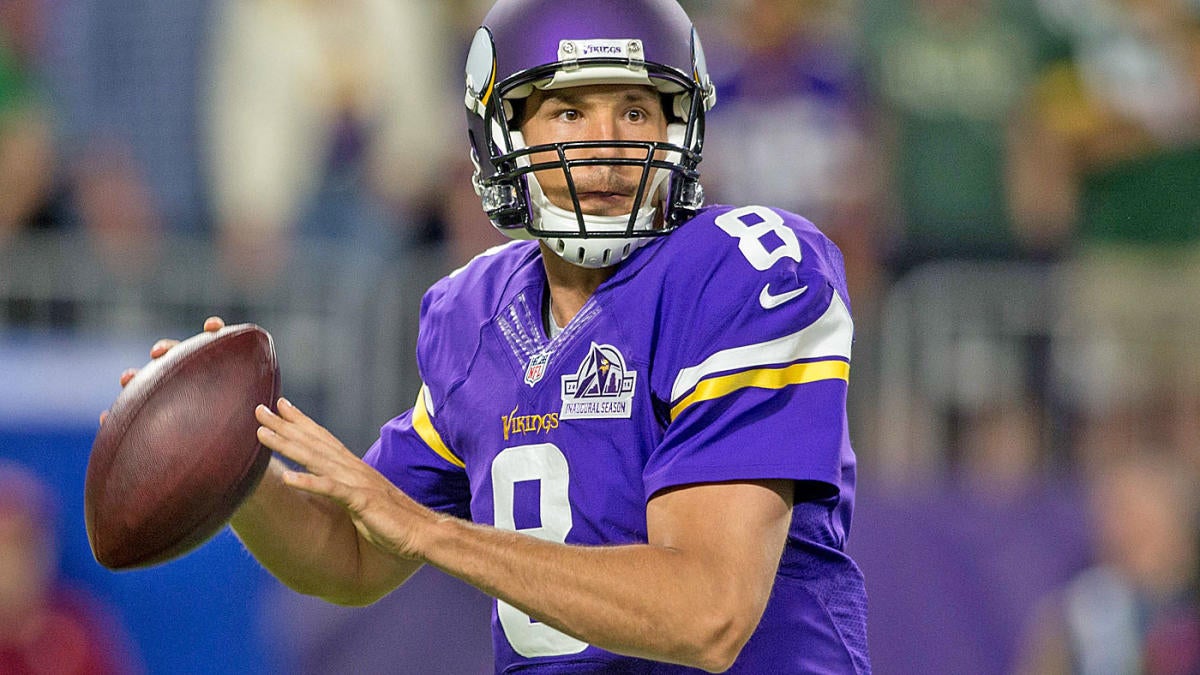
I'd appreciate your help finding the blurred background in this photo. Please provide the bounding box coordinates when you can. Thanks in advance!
[1,0,1198,672]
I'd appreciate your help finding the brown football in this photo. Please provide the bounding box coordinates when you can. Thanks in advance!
[85,324,280,570]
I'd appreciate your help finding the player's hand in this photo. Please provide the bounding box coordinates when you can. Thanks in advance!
[254,399,437,561]
[99,316,226,425]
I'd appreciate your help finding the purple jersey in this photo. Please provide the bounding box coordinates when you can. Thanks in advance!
[365,204,869,674]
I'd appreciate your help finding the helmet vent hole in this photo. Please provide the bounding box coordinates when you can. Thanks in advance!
[602,249,611,265]
[577,247,586,261]
[556,240,566,253]
[622,243,632,257]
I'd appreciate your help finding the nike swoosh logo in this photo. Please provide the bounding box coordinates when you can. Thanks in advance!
[759,284,808,309]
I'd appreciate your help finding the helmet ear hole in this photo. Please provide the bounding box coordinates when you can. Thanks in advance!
[672,93,691,121]
[667,123,685,146]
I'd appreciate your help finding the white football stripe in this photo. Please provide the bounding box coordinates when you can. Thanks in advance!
[670,290,853,403]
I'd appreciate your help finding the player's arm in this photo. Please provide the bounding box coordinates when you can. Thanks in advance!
[109,317,421,606]
[229,456,422,605]
[421,477,794,673]
[258,398,791,673]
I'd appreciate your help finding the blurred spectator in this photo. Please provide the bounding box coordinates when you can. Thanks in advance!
[204,0,455,288]
[862,0,1072,471]
[1014,452,1200,675]
[703,0,880,284]
[46,0,213,278]
[863,0,1071,272]
[0,462,140,675]
[0,0,55,248]
[1037,0,1200,464]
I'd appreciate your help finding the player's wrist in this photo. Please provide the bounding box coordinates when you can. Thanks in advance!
[393,502,455,563]
[405,507,477,568]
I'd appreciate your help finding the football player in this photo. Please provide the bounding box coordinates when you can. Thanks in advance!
[123,0,870,671]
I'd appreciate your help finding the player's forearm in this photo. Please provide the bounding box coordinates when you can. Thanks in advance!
[415,517,760,672]
[231,458,420,605]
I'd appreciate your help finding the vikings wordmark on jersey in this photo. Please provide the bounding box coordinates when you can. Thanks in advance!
[501,405,559,442]
[365,205,869,673]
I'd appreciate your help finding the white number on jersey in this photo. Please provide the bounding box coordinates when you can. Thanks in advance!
[715,205,803,270]
[491,444,590,657]
[715,206,808,309]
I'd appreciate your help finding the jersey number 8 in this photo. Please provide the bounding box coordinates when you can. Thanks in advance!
[492,443,590,657]
[715,205,803,271]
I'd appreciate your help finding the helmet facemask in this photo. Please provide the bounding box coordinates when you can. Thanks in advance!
[466,11,716,268]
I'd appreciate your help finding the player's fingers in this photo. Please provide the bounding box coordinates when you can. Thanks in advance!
[203,316,225,332]
[275,398,341,445]
[255,401,336,458]
[257,423,298,459]
[256,404,312,442]
[258,404,357,475]
[256,405,301,440]
[275,398,310,424]
[150,339,180,359]
[119,368,138,387]
[257,417,323,469]
[279,470,351,505]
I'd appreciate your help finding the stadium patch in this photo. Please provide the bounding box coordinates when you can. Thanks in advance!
[560,343,637,419]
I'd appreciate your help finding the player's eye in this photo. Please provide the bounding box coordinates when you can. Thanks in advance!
[556,109,581,122]
[626,108,646,123]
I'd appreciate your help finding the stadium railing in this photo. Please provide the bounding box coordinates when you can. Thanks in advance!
[875,259,1064,474]
[0,231,448,454]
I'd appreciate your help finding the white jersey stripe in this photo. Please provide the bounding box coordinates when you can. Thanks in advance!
[670,290,853,403]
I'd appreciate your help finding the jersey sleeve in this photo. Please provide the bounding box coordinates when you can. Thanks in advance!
[361,268,481,520]
[644,206,855,500]
[363,384,471,519]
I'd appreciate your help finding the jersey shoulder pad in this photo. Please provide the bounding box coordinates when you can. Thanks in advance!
[649,206,854,412]
[656,204,850,319]
[417,241,538,398]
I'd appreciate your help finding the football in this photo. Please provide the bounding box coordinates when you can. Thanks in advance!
[85,323,280,570]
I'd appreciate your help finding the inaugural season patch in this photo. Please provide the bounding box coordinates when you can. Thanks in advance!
[560,343,637,419]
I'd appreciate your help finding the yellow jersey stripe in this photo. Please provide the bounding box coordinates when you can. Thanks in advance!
[670,359,850,421]
[670,292,852,402]
[411,386,465,469]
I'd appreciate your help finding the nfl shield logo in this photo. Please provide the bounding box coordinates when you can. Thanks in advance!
[524,352,550,386]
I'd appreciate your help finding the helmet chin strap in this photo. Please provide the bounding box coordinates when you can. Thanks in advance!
[527,172,664,269]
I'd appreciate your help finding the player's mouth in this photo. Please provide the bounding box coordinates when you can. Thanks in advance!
[576,191,636,215]
[578,190,630,202]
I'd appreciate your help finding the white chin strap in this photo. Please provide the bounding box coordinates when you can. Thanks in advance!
[503,126,683,269]
[529,173,664,269]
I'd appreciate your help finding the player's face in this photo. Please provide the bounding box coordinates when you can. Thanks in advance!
[519,84,669,217]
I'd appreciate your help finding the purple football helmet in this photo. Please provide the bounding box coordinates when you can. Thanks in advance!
[464,0,716,268]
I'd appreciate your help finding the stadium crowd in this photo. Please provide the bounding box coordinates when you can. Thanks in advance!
[1,0,1199,672]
